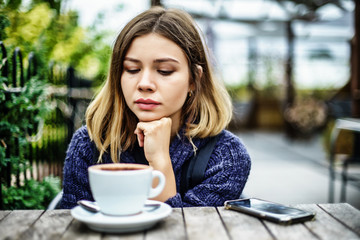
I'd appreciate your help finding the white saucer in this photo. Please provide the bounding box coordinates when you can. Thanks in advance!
[71,200,172,233]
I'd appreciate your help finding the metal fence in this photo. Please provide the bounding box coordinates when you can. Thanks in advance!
[0,42,93,208]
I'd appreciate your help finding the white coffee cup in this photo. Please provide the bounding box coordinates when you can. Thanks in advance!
[88,163,165,216]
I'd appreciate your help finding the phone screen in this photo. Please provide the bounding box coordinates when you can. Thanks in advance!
[225,198,315,224]
[229,198,307,216]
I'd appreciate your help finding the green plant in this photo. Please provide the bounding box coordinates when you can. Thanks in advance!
[2,176,61,210]
[0,75,61,209]
[2,1,112,86]
[0,76,51,169]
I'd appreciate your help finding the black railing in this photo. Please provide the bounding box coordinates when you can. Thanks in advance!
[0,42,93,208]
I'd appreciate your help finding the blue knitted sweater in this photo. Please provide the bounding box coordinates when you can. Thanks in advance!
[61,125,251,209]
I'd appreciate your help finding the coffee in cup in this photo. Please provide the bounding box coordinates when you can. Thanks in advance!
[88,163,165,216]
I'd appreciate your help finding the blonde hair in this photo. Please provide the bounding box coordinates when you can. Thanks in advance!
[86,7,232,163]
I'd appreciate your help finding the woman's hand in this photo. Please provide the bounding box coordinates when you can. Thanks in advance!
[134,117,176,201]
[134,117,172,164]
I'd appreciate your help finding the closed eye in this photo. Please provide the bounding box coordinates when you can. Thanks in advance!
[158,70,173,76]
[126,69,140,74]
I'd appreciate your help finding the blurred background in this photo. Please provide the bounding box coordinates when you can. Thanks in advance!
[1,0,359,210]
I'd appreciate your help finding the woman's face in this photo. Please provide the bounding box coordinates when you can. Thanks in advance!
[121,33,191,129]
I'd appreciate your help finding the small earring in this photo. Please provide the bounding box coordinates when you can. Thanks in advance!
[188,90,193,97]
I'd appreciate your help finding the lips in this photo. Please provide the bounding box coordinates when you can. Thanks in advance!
[135,98,160,110]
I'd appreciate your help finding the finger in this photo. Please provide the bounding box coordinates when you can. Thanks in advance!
[134,128,145,147]
[137,131,144,147]
[138,132,144,147]
[160,117,172,127]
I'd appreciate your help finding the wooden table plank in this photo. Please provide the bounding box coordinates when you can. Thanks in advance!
[102,233,144,240]
[183,207,229,240]
[61,209,185,240]
[82,224,145,240]
[0,210,44,240]
[261,204,319,240]
[217,207,274,240]
[145,208,186,240]
[263,221,318,240]
[61,212,144,240]
[299,204,360,240]
[318,203,360,236]
[19,210,73,240]
[0,210,11,221]
[60,219,102,240]
[0,203,359,239]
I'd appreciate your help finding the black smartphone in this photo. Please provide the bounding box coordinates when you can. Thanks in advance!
[224,198,316,225]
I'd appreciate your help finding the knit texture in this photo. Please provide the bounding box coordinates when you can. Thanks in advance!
[61,125,251,208]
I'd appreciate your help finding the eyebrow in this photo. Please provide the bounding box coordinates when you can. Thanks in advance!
[124,57,140,63]
[124,57,179,64]
[154,58,179,64]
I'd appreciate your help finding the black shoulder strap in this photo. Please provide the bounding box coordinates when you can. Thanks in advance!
[180,135,218,196]
[133,141,149,165]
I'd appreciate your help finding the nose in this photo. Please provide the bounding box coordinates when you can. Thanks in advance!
[137,70,156,92]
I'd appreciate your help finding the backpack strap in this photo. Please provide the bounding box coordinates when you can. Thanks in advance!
[132,141,149,165]
[180,135,219,197]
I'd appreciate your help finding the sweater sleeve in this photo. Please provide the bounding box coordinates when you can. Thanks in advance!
[165,131,251,207]
[60,126,95,209]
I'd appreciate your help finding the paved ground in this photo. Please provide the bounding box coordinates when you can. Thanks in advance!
[234,130,360,210]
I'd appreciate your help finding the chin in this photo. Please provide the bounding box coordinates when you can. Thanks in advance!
[137,114,164,122]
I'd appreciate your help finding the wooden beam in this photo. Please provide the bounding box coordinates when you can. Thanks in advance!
[352,0,360,117]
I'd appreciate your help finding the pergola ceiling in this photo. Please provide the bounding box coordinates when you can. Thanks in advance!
[162,0,354,40]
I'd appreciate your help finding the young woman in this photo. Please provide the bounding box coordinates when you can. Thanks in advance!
[61,6,251,208]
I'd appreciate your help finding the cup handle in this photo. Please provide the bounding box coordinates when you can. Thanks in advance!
[148,170,165,198]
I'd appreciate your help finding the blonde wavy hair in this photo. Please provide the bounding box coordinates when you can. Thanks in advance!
[86,6,233,163]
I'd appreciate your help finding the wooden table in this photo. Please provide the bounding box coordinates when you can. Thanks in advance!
[1,203,360,240]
